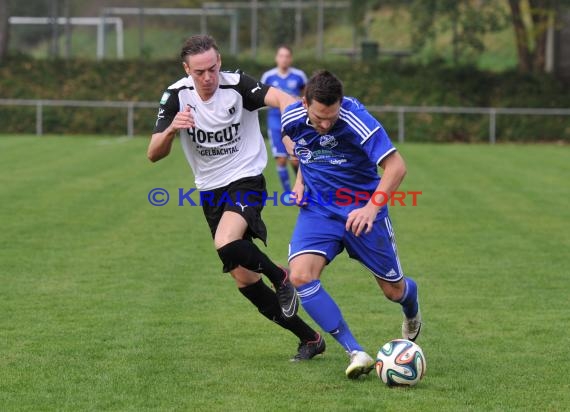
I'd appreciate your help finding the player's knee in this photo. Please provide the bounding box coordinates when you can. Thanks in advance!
[289,255,325,287]
[217,239,247,273]
[379,278,405,301]
[289,271,314,288]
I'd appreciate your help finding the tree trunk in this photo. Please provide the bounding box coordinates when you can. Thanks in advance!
[532,21,548,72]
[451,10,459,65]
[508,0,533,72]
[0,0,9,62]
[529,0,551,72]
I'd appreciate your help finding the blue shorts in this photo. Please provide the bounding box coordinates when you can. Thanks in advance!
[288,207,404,282]
[267,127,288,158]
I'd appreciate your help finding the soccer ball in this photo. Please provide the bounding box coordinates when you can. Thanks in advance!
[375,339,426,386]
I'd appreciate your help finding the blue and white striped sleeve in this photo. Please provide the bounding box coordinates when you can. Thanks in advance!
[340,99,396,165]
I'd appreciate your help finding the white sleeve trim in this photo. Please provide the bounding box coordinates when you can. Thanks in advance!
[359,126,381,145]
[376,147,397,165]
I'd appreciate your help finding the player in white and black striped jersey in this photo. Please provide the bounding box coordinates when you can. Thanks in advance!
[148,35,325,361]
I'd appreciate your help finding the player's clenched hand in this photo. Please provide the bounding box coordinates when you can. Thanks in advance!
[169,105,195,132]
[290,181,308,207]
[346,203,379,236]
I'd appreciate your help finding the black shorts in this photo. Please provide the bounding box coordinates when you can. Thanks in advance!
[201,174,268,245]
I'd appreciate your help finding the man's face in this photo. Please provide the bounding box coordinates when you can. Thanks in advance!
[303,98,341,135]
[275,48,292,71]
[183,48,221,99]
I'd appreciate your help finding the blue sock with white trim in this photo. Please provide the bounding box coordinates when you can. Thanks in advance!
[277,165,291,193]
[398,277,419,318]
[297,280,363,352]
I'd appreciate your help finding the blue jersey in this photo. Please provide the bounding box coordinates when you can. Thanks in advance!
[281,97,396,219]
[260,67,307,128]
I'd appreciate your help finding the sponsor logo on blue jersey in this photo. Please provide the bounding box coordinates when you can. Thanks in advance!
[296,147,313,163]
[319,134,338,149]
[294,145,347,165]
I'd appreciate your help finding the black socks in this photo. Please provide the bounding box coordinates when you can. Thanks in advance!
[239,279,317,343]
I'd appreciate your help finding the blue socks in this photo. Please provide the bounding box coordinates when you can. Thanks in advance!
[296,278,418,351]
[277,165,291,193]
[398,277,419,318]
[297,280,363,353]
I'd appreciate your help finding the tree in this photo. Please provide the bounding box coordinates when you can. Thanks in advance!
[408,0,509,65]
[350,0,383,41]
[507,0,559,73]
[0,0,9,61]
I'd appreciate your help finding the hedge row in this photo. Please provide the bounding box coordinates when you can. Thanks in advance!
[1,56,568,141]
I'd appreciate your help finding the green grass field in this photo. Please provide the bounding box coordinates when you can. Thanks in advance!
[1,136,568,411]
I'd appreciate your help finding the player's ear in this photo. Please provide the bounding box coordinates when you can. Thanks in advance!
[302,96,309,110]
[182,61,191,76]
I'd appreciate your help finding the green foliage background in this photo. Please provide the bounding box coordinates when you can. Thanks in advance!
[1,56,569,141]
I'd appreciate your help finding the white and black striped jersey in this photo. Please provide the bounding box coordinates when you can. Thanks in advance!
[153,71,270,190]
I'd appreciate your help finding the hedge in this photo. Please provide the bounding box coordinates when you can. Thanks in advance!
[1,56,568,141]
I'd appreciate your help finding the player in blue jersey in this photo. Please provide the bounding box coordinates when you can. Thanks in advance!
[261,46,307,194]
[281,70,422,379]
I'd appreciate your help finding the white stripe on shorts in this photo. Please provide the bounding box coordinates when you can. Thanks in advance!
[385,216,404,276]
[288,249,328,262]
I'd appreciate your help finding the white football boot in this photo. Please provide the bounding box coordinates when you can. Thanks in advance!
[345,350,375,379]
[402,306,422,342]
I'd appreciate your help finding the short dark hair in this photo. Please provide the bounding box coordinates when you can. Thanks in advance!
[305,70,343,106]
[276,44,293,54]
[180,35,219,61]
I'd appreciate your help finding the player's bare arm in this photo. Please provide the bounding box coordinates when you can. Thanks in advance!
[264,87,298,113]
[346,151,407,236]
[290,166,309,207]
[281,134,306,206]
[282,134,295,156]
[147,106,195,162]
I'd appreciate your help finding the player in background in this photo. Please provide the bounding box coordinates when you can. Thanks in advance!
[148,35,325,361]
[281,70,422,378]
[260,46,307,194]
